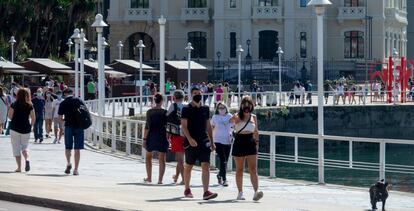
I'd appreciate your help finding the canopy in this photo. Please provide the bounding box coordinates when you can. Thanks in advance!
[0,60,39,75]
[19,58,73,75]
[108,59,159,74]
[165,61,207,70]
[105,70,128,78]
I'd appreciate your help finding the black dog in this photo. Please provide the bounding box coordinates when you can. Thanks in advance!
[369,179,391,211]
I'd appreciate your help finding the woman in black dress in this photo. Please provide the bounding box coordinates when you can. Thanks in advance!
[143,94,168,184]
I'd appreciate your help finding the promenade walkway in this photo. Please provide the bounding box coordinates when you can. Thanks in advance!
[1,135,414,210]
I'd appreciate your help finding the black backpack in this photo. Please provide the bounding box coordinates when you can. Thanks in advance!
[75,99,92,130]
[166,103,182,135]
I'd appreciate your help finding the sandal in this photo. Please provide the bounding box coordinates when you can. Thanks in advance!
[73,170,79,176]
[64,164,72,174]
[14,169,21,173]
[143,178,152,183]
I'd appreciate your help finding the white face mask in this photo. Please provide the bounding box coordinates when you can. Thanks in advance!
[218,109,226,116]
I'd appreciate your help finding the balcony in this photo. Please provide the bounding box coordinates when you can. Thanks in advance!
[252,6,282,20]
[337,7,365,22]
[124,8,153,22]
[385,8,408,25]
[181,8,210,23]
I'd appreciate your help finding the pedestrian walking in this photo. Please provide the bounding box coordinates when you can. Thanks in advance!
[52,91,64,144]
[143,94,168,184]
[211,102,233,187]
[230,96,263,201]
[8,88,35,172]
[167,90,185,185]
[87,79,96,100]
[44,90,54,139]
[0,87,8,135]
[181,87,217,200]
[58,88,87,176]
[32,88,45,143]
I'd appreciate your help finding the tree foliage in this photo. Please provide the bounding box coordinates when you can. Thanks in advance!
[0,0,96,61]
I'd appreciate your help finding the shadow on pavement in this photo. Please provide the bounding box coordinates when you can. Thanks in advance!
[197,199,250,205]
[27,174,69,177]
[117,182,177,187]
[0,171,15,174]
[146,196,197,202]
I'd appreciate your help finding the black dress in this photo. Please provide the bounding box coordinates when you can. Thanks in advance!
[145,108,168,153]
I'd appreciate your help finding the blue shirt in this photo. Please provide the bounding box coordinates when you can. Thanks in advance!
[32,97,45,117]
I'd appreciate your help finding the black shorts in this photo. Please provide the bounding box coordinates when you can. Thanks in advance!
[232,133,257,157]
[295,95,301,99]
[184,140,211,165]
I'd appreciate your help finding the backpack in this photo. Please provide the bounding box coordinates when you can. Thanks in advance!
[166,103,182,135]
[75,99,92,130]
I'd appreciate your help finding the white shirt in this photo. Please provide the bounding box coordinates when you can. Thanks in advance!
[52,99,63,118]
[210,113,233,145]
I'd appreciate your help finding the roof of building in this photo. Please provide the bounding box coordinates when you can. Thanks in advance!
[83,59,113,70]
[165,61,207,70]
[19,58,73,74]
[112,60,154,70]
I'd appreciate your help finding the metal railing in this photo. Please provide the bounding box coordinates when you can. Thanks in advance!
[86,103,414,184]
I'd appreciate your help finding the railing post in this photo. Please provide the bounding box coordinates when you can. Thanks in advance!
[379,141,386,180]
[122,99,125,116]
[294,136,298,163]
[112,99,116,117]
[141,124,146,160]
[270,134,276,178]
[318,136,325,184]
[93,117,99,147]
[126,121,131,156]
[111,119,116,153]
[349,140,353,168]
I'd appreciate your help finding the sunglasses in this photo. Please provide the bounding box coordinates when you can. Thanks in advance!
[218,107,226,110]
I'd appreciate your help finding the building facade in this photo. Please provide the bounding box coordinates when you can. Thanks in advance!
[106,0,407,81]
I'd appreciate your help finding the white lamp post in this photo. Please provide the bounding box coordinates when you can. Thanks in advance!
[80,29,88,101]
[276,47,284,106]
[9,36,16,82]
[117,41,124,60]
[236,45,244,104]
[71,29,81,98]
[66,39,73,62]
[158,15,166,95]
[308,0,331,184]
[185,43,194,101]
[92,14,108,117]
[137,40,146,114]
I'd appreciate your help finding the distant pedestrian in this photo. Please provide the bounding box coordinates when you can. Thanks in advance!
[143,94,168,184]
[44,90,54,139]
[32,88,45,143]
[211,102,233,187]
[87,80,96,100]
[230,96,263,201]
[58,88,87,176]
[52,91,64,144]
[215,84,224,106]
[0,87,8,135]
[8,88,35,172]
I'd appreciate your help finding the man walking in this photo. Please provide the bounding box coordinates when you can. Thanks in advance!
[32,88,45,143]
[87,79,96,100]
[58,89,85,176]
[181,87,217,200]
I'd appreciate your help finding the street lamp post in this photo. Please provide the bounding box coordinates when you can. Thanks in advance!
[277,47,284,106]
[158,15,166,96]
[308,0,332,184]
[216,51,221,67]
[71,29,81,98]
[9,36,16,82]
[66,39,73,62]
[92,14,108,117]
[236,45,244,105]
[185,43,194,101]
[137,40,146,114]
[117,41,124,60]
[80,29,88,101]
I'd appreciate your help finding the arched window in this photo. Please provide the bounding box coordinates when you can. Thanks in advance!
[300,32,307,58]
[188,31,207,58]
[258,0,278,6]
[188,0,207,7]
[344,31,364,59]
[131,0,149,8]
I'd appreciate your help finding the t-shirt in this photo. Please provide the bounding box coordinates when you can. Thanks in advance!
[181,103,210,143]
[210,113,233,145]
[10,102,33,134]
[87,82,95,94]
[58,96,83,127]
[52,99,63,118]
[32,97,45,116]
[166,82,171,93]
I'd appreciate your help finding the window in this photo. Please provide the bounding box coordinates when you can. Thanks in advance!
[300,32,307,58]
[188,31,207,58]
[131,0,149,8]
[300,0,307,7]
[258,0,278,6]
[259,30,279,60]
[188,0,207,7]
[230,32,237,58]
[230,0,236,8]
[344,31,364,59]
[344,0,360,7]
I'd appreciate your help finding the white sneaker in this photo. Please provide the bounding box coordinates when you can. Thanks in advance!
[236,192,245,200]
[53,139,58,144]
[253,191,263,201]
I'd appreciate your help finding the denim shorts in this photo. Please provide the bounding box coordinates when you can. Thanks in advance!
[64,126,84,150]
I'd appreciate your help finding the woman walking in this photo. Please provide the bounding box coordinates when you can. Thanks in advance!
[211,102,233,187]
[0,87,8,135]
[230,96,263,201]
[8,88,35,172]
[143,94,168,184]
[44,90,55,139]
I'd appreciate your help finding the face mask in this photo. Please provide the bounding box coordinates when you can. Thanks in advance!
[176,101,183,109]
[193,94,202,103]
[47,93,51,97]
[37,92,42,97]
[219,108,226,115]
[57,95,62,100]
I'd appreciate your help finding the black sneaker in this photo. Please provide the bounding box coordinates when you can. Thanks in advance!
[25,161,30,172]
[39,139,43,143]
[222,180,228,187]
[216,175,222,185]
[64,164,72,174]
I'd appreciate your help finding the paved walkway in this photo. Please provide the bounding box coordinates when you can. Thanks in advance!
[1,135,414,210]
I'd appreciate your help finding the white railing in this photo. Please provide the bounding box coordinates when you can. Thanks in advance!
[252,6,282,20]
[181,7,209,22]
[337,6,365,20]
[87,111,414,184]
[124,8,153,21]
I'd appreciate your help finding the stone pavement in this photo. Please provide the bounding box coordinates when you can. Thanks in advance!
[1,135,414,211]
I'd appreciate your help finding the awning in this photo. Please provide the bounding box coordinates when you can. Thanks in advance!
[165,61,207,70]
[0,59,39,75]
[19,58,73,75]
[105,70,128,77]
[108,59,158,74]
[2,69,39,74]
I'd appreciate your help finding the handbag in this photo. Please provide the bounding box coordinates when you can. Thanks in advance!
[231,115,251,142]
